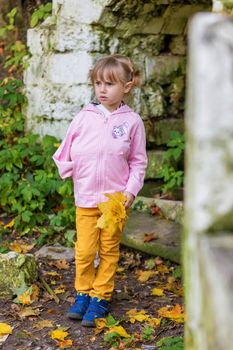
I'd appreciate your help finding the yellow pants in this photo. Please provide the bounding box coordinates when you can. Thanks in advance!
[74,207,121,301]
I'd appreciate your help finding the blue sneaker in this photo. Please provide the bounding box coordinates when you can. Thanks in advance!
[81,297,109,327]
[67,293,90,320]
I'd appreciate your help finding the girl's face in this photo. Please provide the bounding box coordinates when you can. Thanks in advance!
[94,77,132,112]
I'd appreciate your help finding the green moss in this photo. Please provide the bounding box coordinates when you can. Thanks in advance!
[0,252,38,299]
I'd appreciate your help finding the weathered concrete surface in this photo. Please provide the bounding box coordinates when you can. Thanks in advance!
[122,211,181,263]
[132,196,183,224]
[184,13,233,350]
[0,252,38,299]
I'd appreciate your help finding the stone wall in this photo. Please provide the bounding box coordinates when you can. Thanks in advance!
[24,0,211,178]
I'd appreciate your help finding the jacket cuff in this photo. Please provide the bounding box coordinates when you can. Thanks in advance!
[125,180,142,197]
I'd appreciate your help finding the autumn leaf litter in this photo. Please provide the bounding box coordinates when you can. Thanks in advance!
[0,246,184,349]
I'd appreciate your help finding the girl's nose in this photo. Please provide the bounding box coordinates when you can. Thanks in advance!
[100,83,106,92]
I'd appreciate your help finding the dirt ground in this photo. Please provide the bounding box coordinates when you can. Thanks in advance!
[0,247,184,350]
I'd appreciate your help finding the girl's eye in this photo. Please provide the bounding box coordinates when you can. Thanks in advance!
[106,82,113,86]
[95,81,101,86]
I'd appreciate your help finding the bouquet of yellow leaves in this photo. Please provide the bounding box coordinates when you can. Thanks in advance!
[96,192,128,235]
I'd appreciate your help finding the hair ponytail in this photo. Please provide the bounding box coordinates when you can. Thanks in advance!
[131,68,141,88]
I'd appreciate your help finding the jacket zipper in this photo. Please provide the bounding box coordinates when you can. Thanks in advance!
[97,113,108,203]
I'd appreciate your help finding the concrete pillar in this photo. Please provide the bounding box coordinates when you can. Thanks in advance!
[184,12,233,350]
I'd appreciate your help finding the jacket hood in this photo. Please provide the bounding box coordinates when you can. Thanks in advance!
[82,103,134,115]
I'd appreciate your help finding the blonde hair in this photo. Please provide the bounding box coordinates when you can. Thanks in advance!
[90,54,141,88]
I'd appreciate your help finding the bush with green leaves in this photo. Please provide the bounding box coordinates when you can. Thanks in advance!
[156,131,185,195]
[0,8,29,74]
[30,2,52,27]
[0,78,75,237]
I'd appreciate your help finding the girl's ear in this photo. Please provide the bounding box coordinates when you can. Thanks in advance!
[124,81,133,93]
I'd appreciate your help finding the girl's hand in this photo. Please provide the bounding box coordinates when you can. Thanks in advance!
[124,191,135,209]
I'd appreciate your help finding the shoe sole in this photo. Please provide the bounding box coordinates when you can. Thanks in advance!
[66,312,83,320]
[81,319,96,327]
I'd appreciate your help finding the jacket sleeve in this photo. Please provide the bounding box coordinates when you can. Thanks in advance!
[125,118,148,196]
[52,120,77,179]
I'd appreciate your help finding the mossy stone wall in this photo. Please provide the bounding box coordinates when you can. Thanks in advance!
[25,0,211,180]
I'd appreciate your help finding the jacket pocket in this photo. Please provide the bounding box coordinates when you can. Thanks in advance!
[106,152,129,188]
[74,153,98,195]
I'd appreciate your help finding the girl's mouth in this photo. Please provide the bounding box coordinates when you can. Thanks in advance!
[99,96,107,100]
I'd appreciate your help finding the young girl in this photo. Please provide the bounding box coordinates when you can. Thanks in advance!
[53,54,147,327]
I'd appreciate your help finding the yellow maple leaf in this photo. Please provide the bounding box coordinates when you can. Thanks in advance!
[9,241,35,254]
[151,288,164,296]
[137,270,156,283]
[9,242,22,253]
[158,304,185,323]
[18,289,32,305]
[148,317,161,327]
[97,192,127,235]
[95,318,107,335]
[156,264,170,274]
[106,325,130,338]
[0,323,12,336]
[18,284,39,305]
[51,329,69,341]
[127,309,150,323]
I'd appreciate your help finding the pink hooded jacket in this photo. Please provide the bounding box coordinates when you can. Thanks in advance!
[53,103,147,207]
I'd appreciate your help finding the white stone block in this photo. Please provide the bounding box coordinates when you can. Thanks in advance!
[27,28,53,55]
[48,52,93,84]
[55,0,112,24]
[54,21,101,52]
[27,118,71,140]
[24,56,48,85]
[25,84,93,137]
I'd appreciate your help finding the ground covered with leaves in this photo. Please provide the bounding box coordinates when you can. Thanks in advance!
[0,246,184,350]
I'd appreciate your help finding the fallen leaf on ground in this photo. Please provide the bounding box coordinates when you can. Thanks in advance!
[143,232,159,242]
[95,318,107,334]
[151,288,164,296]
[106,325,130,338]
[148,317,161,327]
[137,270,156,282]
[18,284,39,305]
[9,242,22,253]
[164,276,184,296]
[127,309,150,323]
[58,339,73,349]
[156,264,170,275]
[18,307,40,318]
[51,329,69,341]
[0,323,12,336]
[158,304,185,323]
[48,260,69,270]
[34,319,54,330]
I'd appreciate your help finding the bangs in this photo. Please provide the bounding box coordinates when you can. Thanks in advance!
[91,60,126,84]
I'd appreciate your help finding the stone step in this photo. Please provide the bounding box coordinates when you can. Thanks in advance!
[121,211,181,263]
